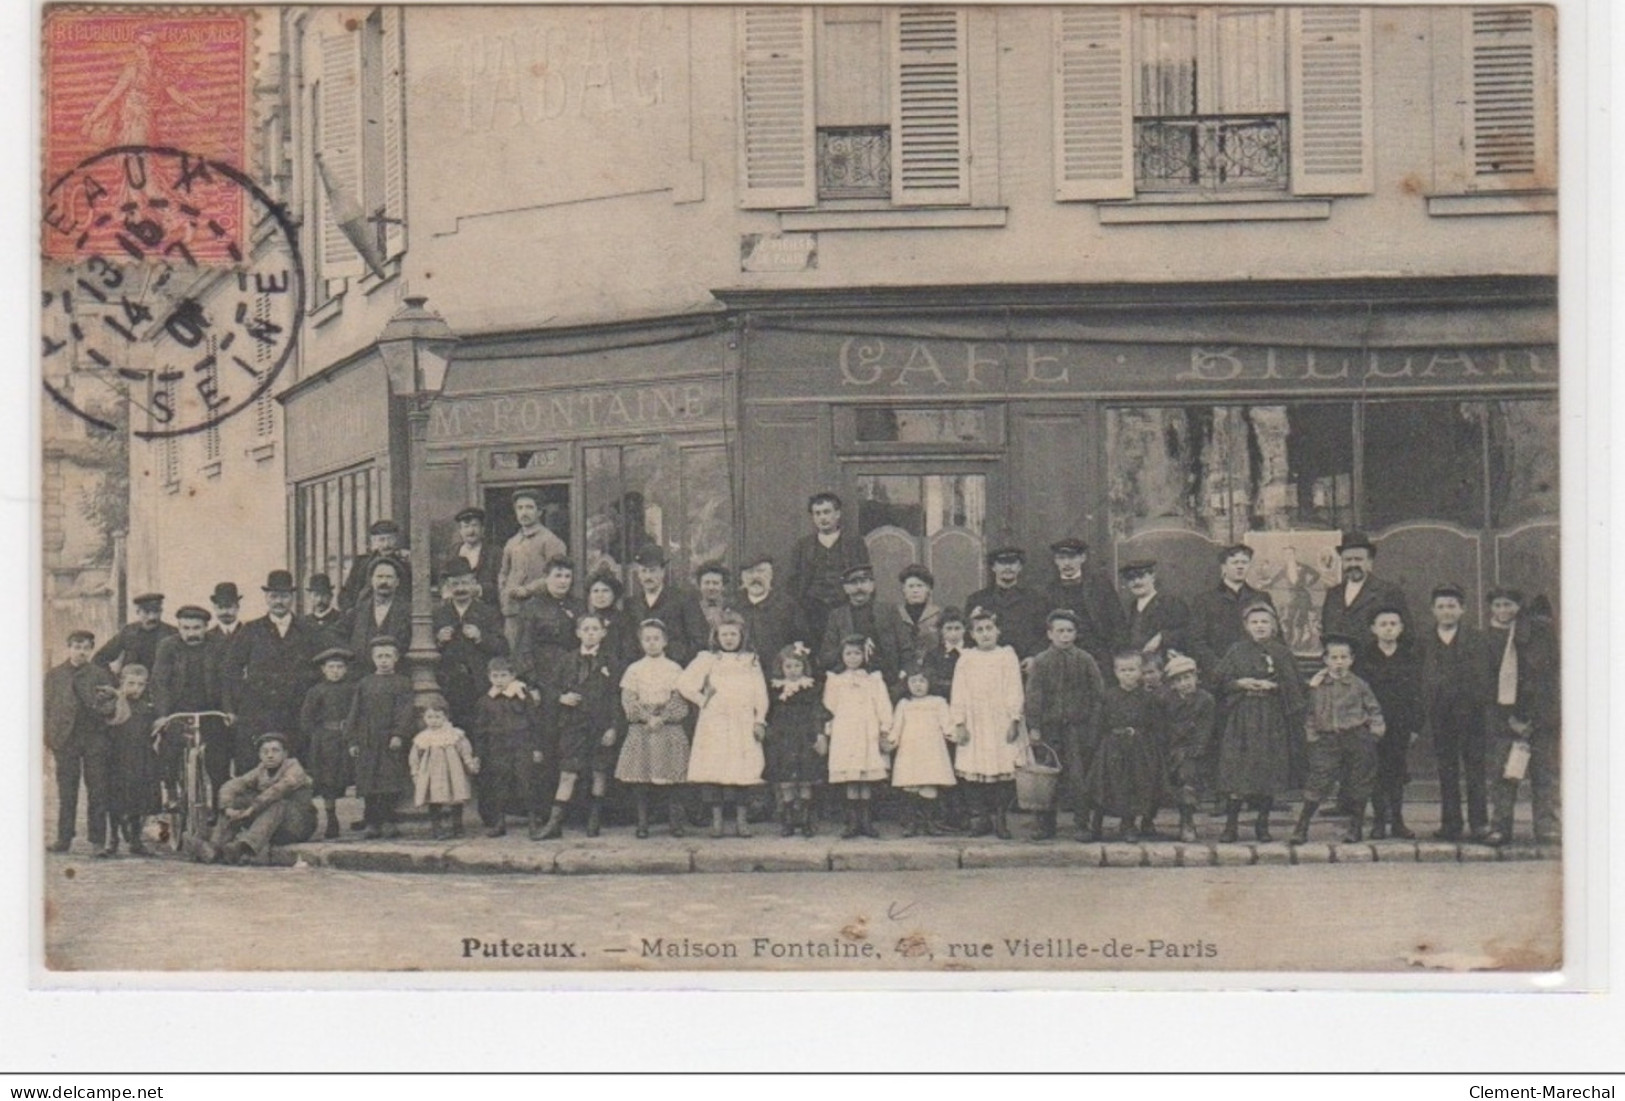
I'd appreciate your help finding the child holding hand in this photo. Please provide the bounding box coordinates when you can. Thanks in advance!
[887,661,956,836]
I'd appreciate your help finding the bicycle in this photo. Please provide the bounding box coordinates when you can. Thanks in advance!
[150,711,233,854]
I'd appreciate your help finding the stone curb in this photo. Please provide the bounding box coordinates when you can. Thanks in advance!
[282,835,1559,876]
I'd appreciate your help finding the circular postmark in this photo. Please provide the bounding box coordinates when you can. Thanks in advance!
[41,145,304,439]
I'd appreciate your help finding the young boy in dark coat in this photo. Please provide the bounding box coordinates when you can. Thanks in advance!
[103,664,161,857]
[473,656,546,836]
[1356,606,1423,840]
[533,613,622,840]
[1417,584,1492,840]
[1086,652,1168,842]
[1022,609,1104,842]
[345,637,415,839]
[300,647,359,839]
[1160,653,1215,843]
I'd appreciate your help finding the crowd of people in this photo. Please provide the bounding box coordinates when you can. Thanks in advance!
[43,490,1561,866]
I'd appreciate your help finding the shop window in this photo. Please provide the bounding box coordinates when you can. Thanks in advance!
[295,463,382,592]
[1107,403,1354,543]
[1363,401,1487,531]
[1489,398,1559,526]
[738,6,969,209]
[851,406,993,445]
[855,472,985,607]
[1055,6,1372,201]
[585,439,731,579]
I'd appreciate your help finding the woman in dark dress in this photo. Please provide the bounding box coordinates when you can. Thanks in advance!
[585,569,638,676]
[1213,601,1306,842]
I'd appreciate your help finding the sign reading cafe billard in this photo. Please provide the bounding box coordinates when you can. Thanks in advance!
[748,334,1557,398]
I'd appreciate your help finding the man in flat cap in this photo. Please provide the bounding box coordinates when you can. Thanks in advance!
[819,563,915,690]
[339,519,413,613]
[788,491,871,656]
[1119,559,1191,661]
[443,506,501,608]
[1483,587,1560,845]
[1040,538,1126,670]
[151,604,232,794]
[94,592,178,675]
[434,557,510,730]
[207,582,245,645]
[44,628,117,853]
[1318,532,1410,651]
[624,543,708,666]
[736,553,806,666]
[966,547,1047,666]
[498,490,569,651]
[221,570,324,774]
[1188,544,1275,681]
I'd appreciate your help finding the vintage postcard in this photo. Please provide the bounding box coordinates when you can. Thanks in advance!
[37,1,1570,981]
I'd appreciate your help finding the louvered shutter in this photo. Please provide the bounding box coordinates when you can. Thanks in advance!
[738,7,815,210]
[1289,7,1373,195]
[381,7,407,258]
[891,7,968,206]
[319,30,365,278]
[1053,7,1133,201]
[1467,7,1555,190]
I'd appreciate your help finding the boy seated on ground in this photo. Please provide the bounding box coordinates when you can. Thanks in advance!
[195,732,316,865]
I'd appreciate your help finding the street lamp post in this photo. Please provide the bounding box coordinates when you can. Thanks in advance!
[376,295,459,708]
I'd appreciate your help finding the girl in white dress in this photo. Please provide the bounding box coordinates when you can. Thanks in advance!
[822,634,893,839]
[887,663,957,836]
[615,619,692,839]
[679,610,768,838]
[950,610,1026,839]
[409,696,479,840]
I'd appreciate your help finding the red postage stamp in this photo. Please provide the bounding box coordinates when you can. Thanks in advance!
[42,7,252,263]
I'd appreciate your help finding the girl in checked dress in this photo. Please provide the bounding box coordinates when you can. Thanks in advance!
[616,619,692,838]
[679,610,769,838]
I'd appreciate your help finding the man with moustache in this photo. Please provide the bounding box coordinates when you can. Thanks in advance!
[341,558,413,660]
[624,543,708,666]
[735,554,805,664]
[94,592,178,675]
[151,604,232,794]
[207,582,245,645]
[819,563,915,692]
[1318,533,1410,648]
[966,547,1048,668]
[434,558,510,730]
[221,571,323,772]
[444,506,502,607]
[1040,538,1125,670]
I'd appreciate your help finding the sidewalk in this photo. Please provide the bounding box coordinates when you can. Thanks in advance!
[278,796,1557,876]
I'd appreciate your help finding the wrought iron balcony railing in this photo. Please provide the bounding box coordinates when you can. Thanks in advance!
[817,126,893,201]
[1133,114,1289,193]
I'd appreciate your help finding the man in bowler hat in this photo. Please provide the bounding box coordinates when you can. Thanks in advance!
[221,570,323,771]
[207,582,244,643]
[1318,532,1410,647]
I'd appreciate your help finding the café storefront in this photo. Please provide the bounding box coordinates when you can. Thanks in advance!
[726,278,1558,640]
[417,317,738,583]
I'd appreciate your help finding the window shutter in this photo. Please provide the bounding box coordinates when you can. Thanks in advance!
[1467,7,1555,190]
[737,7,815,210]
[380,7,407,258]
[1053,7,1133,201]
[319,30,365,278]
[891,7,969,206]
[1289,7,1373,195]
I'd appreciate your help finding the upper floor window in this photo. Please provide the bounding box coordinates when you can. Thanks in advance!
[738,6,970,209]
[310,6,406,295]
[1055,6,1372,201]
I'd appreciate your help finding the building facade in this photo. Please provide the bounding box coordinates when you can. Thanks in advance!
[129,4,1559,637]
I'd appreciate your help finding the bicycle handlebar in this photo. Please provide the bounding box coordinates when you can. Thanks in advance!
[150,711,235,737]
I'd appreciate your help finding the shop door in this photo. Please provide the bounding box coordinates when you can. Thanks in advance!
[851,469,990,612]
[483,483,572,558]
